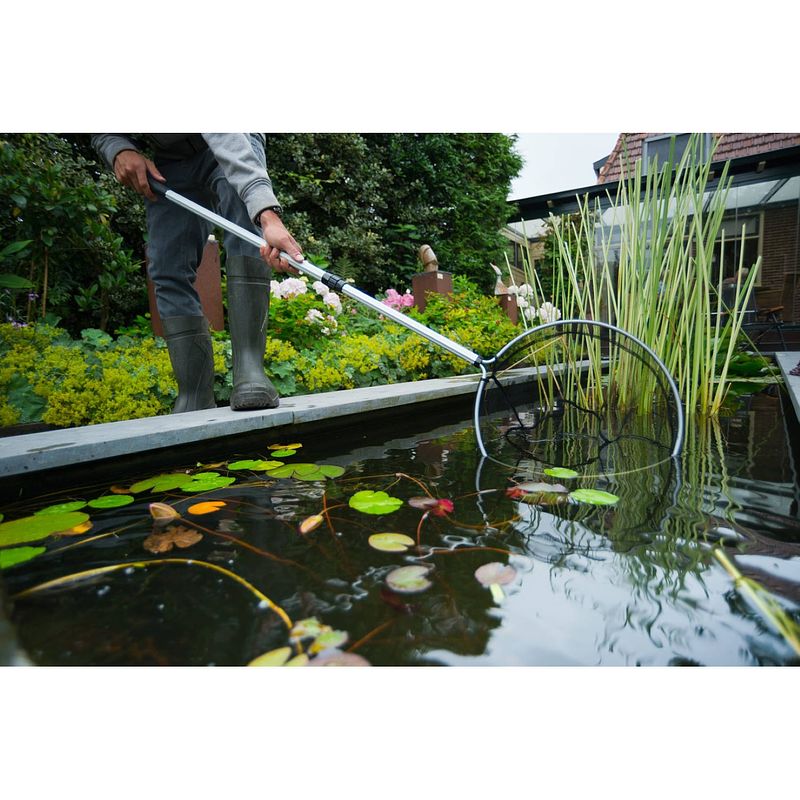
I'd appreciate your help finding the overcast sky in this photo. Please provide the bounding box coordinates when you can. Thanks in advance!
[508,133,620,200]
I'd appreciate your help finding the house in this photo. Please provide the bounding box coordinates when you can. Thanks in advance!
[507,133,800,326]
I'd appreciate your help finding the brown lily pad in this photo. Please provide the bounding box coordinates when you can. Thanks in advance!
[143,524,202,554]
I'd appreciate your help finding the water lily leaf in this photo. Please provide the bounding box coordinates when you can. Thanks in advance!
[269,448,297,458]
[386,565,433,594]
[129,473,195,493]
[34,500,87,515]
[309,650,371,666]
[88,495,134,509]
[248,646,291,667]
[180,476,236,493]
[269,442,302,451]
[143,524,202,554]
[56,521,93,537]
[368,532,416,552]
[517,481,568,493]
[569,489,620,506]
[0,511,90,547]
[299,514,324,535]
[149,502,179,523]
[309,629,348,654]
[285,653,309,667]
[474,562,517,587]
[544,467,580,479]
[0,546,46,570]
[228,459,283,471]
[290,617,325,640]
[349,490,403,515]
[318,465,345,479]
[187,501,226,515]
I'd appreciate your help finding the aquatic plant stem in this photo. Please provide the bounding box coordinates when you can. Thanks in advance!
[347,618,397,653]
[12,558,294,630]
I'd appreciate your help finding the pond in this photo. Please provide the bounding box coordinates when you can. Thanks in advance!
[1,389,799,666]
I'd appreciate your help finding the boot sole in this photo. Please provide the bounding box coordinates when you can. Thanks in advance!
[230,388,280,411]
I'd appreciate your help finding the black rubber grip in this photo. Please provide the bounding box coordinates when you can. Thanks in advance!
[321,272,347,292]
[147,176,169,196]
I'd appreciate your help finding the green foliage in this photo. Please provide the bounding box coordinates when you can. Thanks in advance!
[0,134,146,334]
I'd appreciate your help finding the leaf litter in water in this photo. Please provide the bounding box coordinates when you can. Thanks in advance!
[386,565,433,594]
[143,525,202,554]
[368,532,416,552]
[349,490,403,515]
[299,514,324,535]
[0,511,90,547]
[408,496,454,516]
[569,489,620,506]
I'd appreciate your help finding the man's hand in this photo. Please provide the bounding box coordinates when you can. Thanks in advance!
[259,210,304,274]
[113,150,166,201]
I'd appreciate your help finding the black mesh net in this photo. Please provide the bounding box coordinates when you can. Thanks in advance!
[474,321,682,478]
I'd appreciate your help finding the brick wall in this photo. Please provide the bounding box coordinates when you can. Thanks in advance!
[758,204,799,322]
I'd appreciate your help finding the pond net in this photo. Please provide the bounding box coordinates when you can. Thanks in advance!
[474,320,684,478]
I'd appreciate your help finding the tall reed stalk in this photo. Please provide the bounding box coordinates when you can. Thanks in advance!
[511,134,760,419]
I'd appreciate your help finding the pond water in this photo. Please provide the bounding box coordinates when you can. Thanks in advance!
[1,390,799,666]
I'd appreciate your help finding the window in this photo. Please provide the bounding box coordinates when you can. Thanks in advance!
[642,133,712,174]
[710,213,762,285]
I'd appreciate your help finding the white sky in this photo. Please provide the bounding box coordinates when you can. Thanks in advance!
[508,133,620,200]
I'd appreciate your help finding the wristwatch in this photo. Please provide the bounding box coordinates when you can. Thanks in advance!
[256,206,283,225]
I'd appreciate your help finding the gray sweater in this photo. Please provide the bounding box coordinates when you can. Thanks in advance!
[90,133,281,223]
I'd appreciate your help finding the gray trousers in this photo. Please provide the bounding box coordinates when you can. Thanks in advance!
[145,134,264,319]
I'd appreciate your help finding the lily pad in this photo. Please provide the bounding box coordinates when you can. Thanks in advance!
[290,617,325,641]
[517,481,568,493]
[309,629,349,654]
[309,650,370,666]
[88,495,135,509]
[368,532,416,552]
[187,501,226,515]
[267,463,344,481]
[179,475,236,492]
[285,654,309,667]
[544,467,580,479]
[248,646,292,667]
[56,521,93,537]
[34,500,87,515]
[386,565,433,594]
[227,459,284,471]
[129,473,195,494]
[143,524,202,554]
[0,545,46,570]
[474,562,517,587]
[349,490,404,515]
[0,511,90,547]
[508,482,569,505]
[269,442,302,451]
[569,488,620,506]
[269,448,297,458]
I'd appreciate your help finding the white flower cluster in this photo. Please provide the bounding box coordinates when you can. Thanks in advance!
[506,284,562,324]
[304,307,339,335]
[271,275,343,316]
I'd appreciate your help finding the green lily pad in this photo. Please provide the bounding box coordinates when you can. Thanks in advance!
[248,646,291,667]
[349,490,403,515]
[310,629,349,654]
[34,500,87,515]
[0,545,46,570]
[269,448,297,458]
[228,459,284,471]
[180,476,236,493]
[129,473,195,493]
[290,617,325,640]
[569,488,620,506]
[544,467,579,479]
[0,511,90,547]
[386,565,433,594]
[87,495,135,509]
[368,532,416,552]
[267,463,344,481]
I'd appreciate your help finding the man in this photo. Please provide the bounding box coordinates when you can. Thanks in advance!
[91,133,303,412]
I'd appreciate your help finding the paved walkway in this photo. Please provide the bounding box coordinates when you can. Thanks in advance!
[776,352,800,424]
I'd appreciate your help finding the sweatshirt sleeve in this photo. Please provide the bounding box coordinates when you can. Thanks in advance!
[202,133,282,223]
[90,135,141,170]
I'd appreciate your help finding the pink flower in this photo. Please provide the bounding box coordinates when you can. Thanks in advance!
[382,288,415,311]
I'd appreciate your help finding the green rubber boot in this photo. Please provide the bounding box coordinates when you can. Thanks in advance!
[161,315,217,413]
[226,255,279,410]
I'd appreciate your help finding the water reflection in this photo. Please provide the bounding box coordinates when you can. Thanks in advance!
[2,393,799,665]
